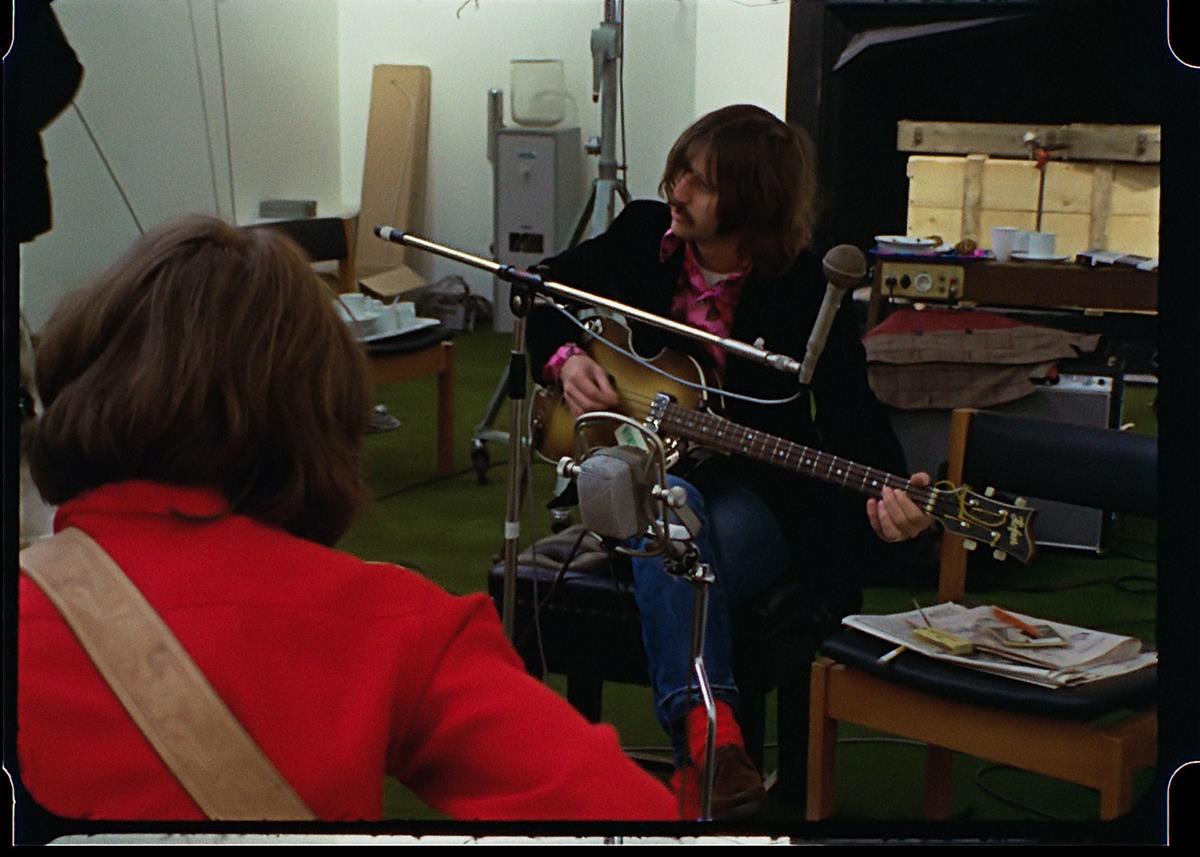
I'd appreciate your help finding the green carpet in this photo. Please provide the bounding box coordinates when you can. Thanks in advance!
[337,328,1158,827]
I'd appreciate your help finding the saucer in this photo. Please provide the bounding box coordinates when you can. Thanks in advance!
[1011,251,1070,263]
[359,316,440,343]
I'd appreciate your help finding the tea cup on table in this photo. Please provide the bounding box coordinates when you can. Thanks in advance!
[1026,231,1057,258]
[990,226,1019,263]
[333,293,382,336]
[394,301,417,326]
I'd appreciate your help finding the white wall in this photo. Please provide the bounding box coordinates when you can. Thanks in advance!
[19,0,791,328]
[21,0,343,331]
[694,0,789,119]
[334,0,701,298]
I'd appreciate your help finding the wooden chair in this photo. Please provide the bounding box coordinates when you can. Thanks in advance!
[807,407,1158,821]
[244,216,456,475]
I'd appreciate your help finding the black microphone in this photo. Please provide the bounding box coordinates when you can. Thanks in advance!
[797,244,867,385]
[374,224,406,244]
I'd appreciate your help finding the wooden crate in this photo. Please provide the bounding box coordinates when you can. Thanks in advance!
[906,155,1159,258]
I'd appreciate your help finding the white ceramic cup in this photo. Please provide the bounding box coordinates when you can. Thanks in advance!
[394,301,417,325]
[990,226,1019,263]
[334,293,382,336]
[1027,231,1057,258]
[1015,230,1034,253]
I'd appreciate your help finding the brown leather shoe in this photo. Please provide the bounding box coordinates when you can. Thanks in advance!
[709,745,768,819]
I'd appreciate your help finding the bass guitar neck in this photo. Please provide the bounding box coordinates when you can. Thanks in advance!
[647,394,1037,564]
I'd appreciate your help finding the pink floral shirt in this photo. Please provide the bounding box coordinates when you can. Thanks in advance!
[543,229,750,382]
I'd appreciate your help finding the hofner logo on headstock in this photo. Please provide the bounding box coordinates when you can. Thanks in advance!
[1008,511,1029,547]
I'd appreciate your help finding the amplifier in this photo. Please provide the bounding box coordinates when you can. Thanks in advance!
[888,374,1121,552]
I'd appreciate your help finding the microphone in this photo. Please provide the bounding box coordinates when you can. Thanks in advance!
[571,446,657,541]
[556,414,701,551]
[797,244,866,385]
[374,224,405,244]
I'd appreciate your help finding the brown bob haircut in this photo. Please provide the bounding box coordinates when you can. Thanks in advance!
[26,215,372,546]
[660,104,818,276]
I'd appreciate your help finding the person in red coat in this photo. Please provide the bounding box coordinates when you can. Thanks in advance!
[17,215,678,823]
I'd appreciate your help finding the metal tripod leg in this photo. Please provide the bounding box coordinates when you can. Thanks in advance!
[470,363,511,484]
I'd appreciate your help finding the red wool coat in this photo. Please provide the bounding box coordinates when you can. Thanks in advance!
[17,480,677,821]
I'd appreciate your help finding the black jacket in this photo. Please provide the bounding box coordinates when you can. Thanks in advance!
[528,200,912,610]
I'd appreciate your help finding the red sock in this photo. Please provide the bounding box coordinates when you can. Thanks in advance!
[685,700,743,765]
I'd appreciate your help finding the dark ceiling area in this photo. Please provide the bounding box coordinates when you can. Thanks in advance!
[787,0,1167,252]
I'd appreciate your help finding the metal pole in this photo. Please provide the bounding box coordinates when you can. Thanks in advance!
[500,315,528,638]
[373,227,803,376]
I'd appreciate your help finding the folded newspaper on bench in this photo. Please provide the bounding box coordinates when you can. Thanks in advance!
[843,602,1157,689]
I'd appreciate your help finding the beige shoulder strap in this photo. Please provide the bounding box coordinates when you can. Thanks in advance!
[20,527,316,821]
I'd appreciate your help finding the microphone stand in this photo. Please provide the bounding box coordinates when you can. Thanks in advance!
[561,412,718,820]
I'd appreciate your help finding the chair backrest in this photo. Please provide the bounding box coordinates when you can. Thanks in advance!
[938,407,1158,601]
[242,217,357,293]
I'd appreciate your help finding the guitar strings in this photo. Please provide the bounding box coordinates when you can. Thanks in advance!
[611,385,951,513]
[546,307,1018,546]
[552,305,805,407]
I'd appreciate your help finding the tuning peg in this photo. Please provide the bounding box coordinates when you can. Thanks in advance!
[963,539,978,552]
[1014,497,1028,508]
[984,486,996,498]
[993,549,1007,561]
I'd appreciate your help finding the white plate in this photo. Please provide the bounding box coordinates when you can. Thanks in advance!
[358,316,441,343]
[874,235,941,255]
[1011,251,1070,263]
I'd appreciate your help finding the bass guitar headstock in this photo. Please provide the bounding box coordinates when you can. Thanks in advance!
[934,480,1038,564]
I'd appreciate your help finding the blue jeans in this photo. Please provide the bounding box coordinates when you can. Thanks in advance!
[630,475,791,765]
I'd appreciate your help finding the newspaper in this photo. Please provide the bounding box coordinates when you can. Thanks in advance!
[843,602,1157,689]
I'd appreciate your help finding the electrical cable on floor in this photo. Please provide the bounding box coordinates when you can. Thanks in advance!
[371,459,510,503]
[973,764,1080,822]
[1003,573,1156,596]
[1103,548,1157,565]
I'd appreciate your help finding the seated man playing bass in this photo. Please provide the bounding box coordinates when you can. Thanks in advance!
[527,104,933,818]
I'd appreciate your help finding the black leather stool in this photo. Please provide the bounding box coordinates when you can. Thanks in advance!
[488,525,837,801]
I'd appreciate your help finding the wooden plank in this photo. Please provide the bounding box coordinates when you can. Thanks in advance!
[1107,215,1160,258]
[1111,164,1161,216]
[960,154,986,243]
[1040,212,1093,258]
[978,159,1041,211]
[907,156,965,208]
[897,120,1160,163]
[907,206,962,243]
[355,65,432,278]
[1089,163,1115,251]
[1043,162,1095,214]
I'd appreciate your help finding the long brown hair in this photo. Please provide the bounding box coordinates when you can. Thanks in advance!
[660,104,818,276]
[26,215,372,545]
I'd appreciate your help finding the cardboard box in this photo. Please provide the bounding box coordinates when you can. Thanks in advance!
[359,263,427,301]
[355,65,432,289]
